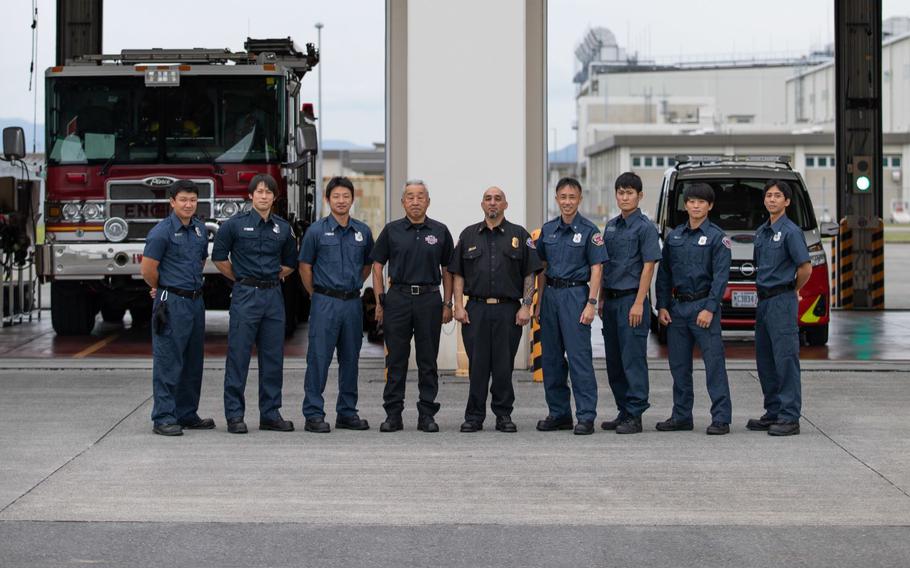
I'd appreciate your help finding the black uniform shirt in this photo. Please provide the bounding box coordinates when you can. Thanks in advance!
[371,216,455,285]
[448,219,542,300]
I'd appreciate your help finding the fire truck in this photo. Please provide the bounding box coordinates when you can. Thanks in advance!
[40,38,319,335]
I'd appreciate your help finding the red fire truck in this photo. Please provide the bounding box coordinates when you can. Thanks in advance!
[39,38,319,335]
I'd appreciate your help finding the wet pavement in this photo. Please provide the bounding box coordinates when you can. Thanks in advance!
[1,308,908,362]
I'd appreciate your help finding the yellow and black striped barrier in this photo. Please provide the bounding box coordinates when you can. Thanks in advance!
[870,219,884,309]
[838,219,854,309]
[829,234,838,308]
[529,228,543,382]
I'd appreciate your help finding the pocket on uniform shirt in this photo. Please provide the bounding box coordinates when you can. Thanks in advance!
[319,239,342,264]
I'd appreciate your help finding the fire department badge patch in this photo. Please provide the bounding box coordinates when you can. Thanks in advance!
[698,236,708,246]
[511,237,519,249]
[195,226,202,238]
[273,224,280,234]
[355,231,364,242]
[592,233,604,246]
[722,237,732,249]
[425,235,438,245]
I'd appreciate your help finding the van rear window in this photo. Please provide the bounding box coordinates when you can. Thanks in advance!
[670,179,816,231]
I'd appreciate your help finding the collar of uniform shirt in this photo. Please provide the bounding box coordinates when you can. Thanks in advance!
[683,219,712,234]
[477,220,507,233]
[405,218,428,230]
[768,215,788,232]
[617,208,643,227]
[327,216,352,233]
[168,212,194,232]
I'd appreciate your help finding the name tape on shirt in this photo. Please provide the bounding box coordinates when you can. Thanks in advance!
[243,227,254,232]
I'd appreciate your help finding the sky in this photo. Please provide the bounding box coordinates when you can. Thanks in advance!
[1,0,906,152]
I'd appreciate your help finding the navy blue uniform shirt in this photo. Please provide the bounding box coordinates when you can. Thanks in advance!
[371,217,454,285]
[753,215,810,290]
[298,215,374,291]
[143,212,208,290]
[656,219,731,313]
[601,208,661,290]
[535,213,608,282]
[448,219,542,300]
[211,210,297,280]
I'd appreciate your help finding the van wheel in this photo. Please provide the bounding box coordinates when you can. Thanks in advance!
[803,324,828,346]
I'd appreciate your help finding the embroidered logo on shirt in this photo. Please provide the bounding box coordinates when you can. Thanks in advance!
[355,231,364,242]
[526,237,536,249]
[425,235,438,245]
[572,233,582,244]
[698,236,707,246]
[722,237,732,249]
[511,237,519,249]
[773,231,781,242]
[592,233,604,246]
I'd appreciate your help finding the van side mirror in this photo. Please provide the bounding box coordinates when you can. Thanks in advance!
[295,122,318,156]
[2,127,26,161]
[819,222,838,237]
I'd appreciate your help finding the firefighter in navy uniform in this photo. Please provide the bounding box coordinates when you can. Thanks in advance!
[141,179,215,436]
[371,179,455,433]
[655,183,733,435]
[747,180,811,436]
[298,176,374,433]
[599,172,662,435]
[534,177,608,435]
[449,187,541,433]
[212,173,298,434]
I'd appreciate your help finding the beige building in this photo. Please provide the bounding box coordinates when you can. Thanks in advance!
[321,143,386,237]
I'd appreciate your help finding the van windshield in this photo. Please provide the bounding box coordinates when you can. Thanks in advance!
[669,179,816,231]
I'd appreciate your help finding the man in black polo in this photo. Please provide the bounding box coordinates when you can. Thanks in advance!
[449,187,541,433]
[371,179,455,432]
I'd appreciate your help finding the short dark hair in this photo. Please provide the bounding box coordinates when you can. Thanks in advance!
[763,179,792,200]
[614,172,643,193]
[248,173,278,195]
[325,176,355,199]
[555,177,583,195]
[168,179,198,199]
[683,182,715,204]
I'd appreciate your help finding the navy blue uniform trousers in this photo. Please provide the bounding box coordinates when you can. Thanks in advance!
[755,293,801,421]
[224,283,285,421]
[303,292,363,419]
[601,294,651,418]
[151,292,205,426]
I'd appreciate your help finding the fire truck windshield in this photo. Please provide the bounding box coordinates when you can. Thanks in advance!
[46,74,287,166]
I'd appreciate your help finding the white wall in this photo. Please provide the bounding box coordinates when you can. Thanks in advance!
[407,0,530,370]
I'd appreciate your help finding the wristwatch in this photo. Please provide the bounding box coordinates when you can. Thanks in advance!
[444,300,453,308]
[587,298,597,305]
[521,298,533,306]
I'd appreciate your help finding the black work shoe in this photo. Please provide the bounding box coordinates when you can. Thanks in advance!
[656,417,694,432]
[706,422,730,435]
[573,421,595,435]
[536,415,573,431]
[179,417,216,430]
[336,415,370,430]
[746,414,777,431]
[495,416,517,433]
[380,415,403,432]
[304,417,331,433]
[460,421,483,433]
[616,416,643,434]
[153,423,183,436]
[226,417,248,434]
[417,416,439,433]
[768,421,800,436]
[260,415,295,432]
[600,414,624,430]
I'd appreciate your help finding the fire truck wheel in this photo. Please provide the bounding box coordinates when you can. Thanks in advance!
[51,281,98,336]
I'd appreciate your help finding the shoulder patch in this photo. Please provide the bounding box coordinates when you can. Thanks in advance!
[527,237,537,249]
[592,233,604,246]
[722,236,732,249]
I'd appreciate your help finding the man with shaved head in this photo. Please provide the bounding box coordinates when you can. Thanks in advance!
[449,187,542,432]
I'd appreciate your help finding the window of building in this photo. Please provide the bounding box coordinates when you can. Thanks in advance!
[817,156,827,167]
[806,156,815,167]
[644,156,653,167]
[893,156,902,168]
[632,156,641,167]
[655,156,665,167]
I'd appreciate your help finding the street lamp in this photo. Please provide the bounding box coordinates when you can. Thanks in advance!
[315,22,324,217]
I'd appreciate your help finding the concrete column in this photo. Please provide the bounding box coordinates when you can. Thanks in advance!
[902,144,910,203]
[386,0,546,370]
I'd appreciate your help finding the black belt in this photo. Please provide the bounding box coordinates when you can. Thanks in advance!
[161,286,203,300]
[391,283,439,296]
[673,289,710,302]
[238,277,280,289]
[314,285,361,301]
[758,283,795,300]
[546,277,587,289]
[468,296,519,305]
[602,288,637,300]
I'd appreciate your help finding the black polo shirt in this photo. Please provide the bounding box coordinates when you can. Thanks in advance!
[371,216,455,285]
[448,219,542,300]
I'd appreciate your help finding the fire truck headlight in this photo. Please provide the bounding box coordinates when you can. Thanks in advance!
[82,202,104,220]
[62,203,82,220]
[104,217,129,243]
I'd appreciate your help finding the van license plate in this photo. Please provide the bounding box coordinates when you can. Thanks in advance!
[732,291,758,308]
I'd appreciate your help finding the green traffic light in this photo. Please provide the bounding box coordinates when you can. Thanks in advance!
[855,175,871,191]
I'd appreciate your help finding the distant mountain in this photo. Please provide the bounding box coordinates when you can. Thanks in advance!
[322,139,369,151]
[548,143,576,163]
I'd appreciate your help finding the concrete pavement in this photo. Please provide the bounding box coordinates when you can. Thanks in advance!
[1,364,909,566]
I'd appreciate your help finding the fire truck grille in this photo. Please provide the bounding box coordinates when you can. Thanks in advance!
[108,181,213,200]
[106,179,214,238]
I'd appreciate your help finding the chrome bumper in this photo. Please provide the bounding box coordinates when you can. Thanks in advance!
[37,243,219,280]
